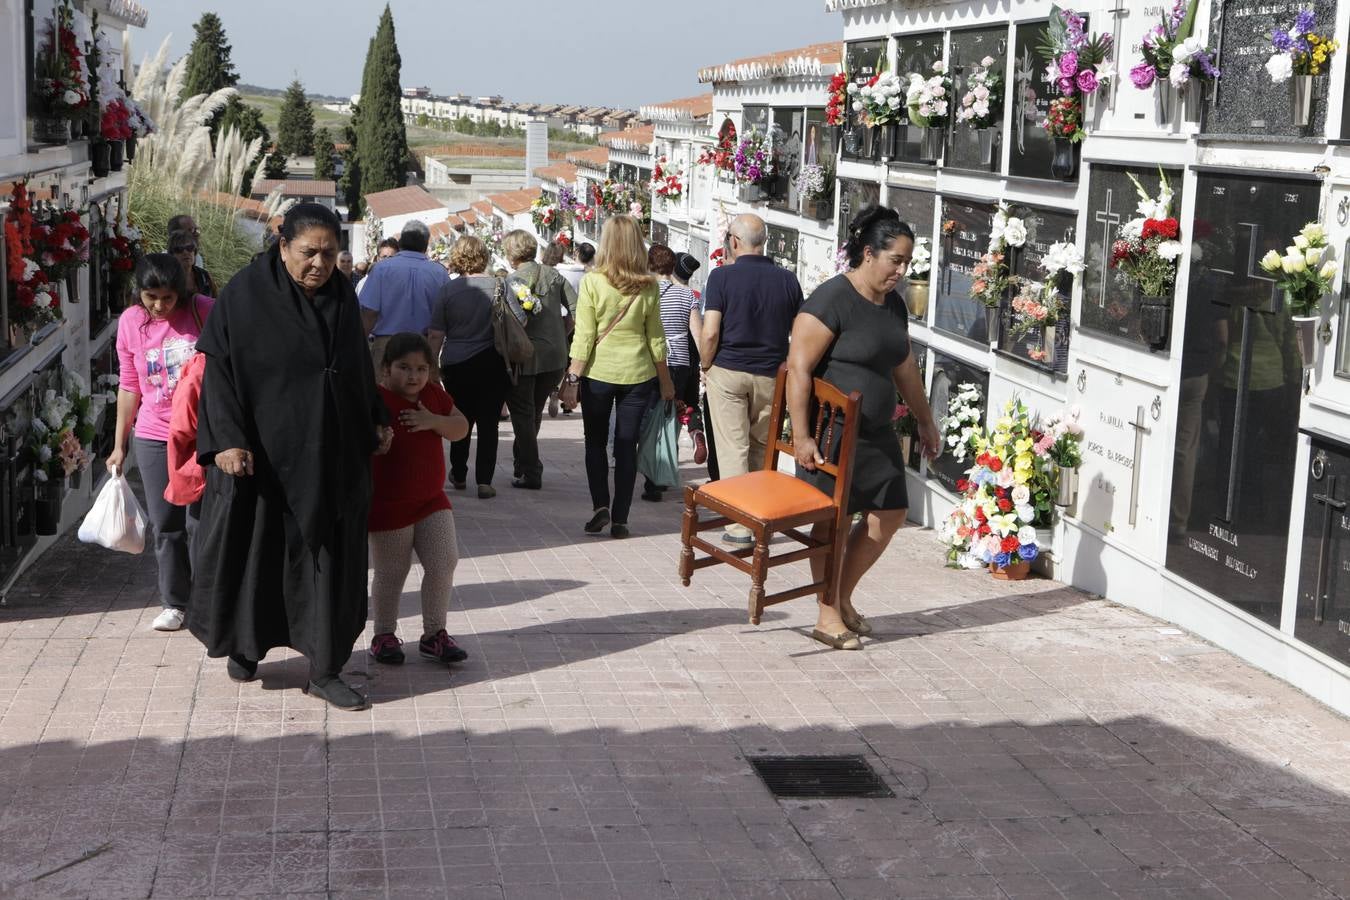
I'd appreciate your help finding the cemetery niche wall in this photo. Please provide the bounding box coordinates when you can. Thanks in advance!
[1165,170,1321,628]
[892,32,945,165]
[1000,204,1076,372]
[935,198,994,344]
[947,26,1008,174]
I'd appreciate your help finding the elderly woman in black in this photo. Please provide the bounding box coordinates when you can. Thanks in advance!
[188,203,392,710]
[787,206,941,651]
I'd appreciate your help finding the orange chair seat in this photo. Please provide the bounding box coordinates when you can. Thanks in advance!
[697,470,833,521]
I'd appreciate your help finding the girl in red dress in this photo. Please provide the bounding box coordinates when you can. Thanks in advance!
[368,333,471,665]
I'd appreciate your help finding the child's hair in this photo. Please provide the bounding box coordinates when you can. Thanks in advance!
[381,332,436,370]
[134,253,201,335]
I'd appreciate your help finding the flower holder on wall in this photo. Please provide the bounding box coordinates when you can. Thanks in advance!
[1050,139,1078,180]
[1137,293,1172,348]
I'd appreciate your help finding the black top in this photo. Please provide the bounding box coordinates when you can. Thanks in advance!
[801,273,911,434]
[703,255,804,376]
[432,275,497,366]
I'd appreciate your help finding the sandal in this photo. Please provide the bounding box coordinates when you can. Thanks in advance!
[842,613,872,636]
[810,628,861,651]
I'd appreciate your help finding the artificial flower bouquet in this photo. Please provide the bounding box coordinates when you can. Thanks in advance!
[940,381,984,464]
[696,128,736,172]
[1266,8,1341,82]
[100,98,134,141]
[33,0,90,119]
[850,70,906,127]
[30,374,97,484]
[794,163,832,200]
[1043,95,1085,143]
[1010,241,1084,340]
[1110,168,1183,298]
[651,156,685,203]
[1040,407,1084,469]
[909,236,932,283]
[892,399,918,440]
[956,56,1004,129]
[732,129,769,186]
[530,196,559,232]
[1259,222,1339,317]
[970,204,1027,309]
[1038,7,1113,101]
[825,71,850,126]
[32,204,91,282]
[905,62,952,128]
[1130,0,1220,92]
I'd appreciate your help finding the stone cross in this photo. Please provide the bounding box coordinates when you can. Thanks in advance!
[1093,189,1121,308]
[1128,404,1149,527]
[1311,471,1346,624]
[1107,4,1130,109]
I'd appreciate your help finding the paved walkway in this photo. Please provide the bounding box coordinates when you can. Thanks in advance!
[2,415,1350,899]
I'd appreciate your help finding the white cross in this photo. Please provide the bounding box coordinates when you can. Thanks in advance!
[1107,4,1130,110]
[1094,189,1122,308]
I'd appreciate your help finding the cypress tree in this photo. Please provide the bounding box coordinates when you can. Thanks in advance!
[180,13,238,101]
[355,6,409,201]
[218,97,270,196]
[313,127,336,182]
[338,122,361,217]
[262,148,289,181]
[277,78,316,157]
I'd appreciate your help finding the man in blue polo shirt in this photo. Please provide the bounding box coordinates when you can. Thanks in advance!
[359,220,450,369]
[698,213,804,544]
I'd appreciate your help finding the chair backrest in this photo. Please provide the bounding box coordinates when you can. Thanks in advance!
[764,364,864,510]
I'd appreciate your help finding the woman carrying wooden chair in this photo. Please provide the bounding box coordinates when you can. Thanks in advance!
[788,206,941,649]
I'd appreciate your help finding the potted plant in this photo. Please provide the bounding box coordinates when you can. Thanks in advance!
[1010,240,1084,366]
[1266,9,1341,128]
[1037,7,1114,133]
[905,62,952,162]
[732,129,769,203]
[1259,222,1339,368]
[1040,407,1084,507]
[849,69,905,160]
[971,204,1027,344]
[794,163,833,222]
[1130,0,1220,125]
[30,0,91,145]
[955,55,1004,168]
[1109,168,1183,348]
[906,236,931,318]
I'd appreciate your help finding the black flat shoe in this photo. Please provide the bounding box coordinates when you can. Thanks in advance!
[227,655,257,683]
[584,508,610,534]
[611,523,630,539]
[304,677,368,710]
[512,477,542,490]
[640,489,663,502]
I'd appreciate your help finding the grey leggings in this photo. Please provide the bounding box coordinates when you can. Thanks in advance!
[133,436,198,611]
[368,509,459,637]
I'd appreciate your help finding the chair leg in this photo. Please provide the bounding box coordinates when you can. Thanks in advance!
[748,531,769,625]
[679,489,697,587]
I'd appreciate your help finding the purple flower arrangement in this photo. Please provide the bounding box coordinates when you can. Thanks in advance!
[732,129,769,186]
[1037,9,1112,100]
[558,185,577,210]
[1130,0,1220,90]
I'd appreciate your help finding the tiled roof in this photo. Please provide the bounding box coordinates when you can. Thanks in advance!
[698,41,842,84]
[557,105,583,116]
[640,94,714,123]
[471,200,494,217]
[486,186,542,216]
[533,162,579,184]
[195,190,271,222]
[446,214,464,229]
[600,125,654,151]
[566,146,610,170]
[428,220,455,241]
[249,179,337,198]
[823,0,889,8]
[454,209,478,226]
[364,185,446,219]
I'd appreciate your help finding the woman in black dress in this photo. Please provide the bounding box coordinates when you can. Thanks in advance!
[787,206,941,650]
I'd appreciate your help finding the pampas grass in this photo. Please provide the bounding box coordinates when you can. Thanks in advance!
[127,38,291,287]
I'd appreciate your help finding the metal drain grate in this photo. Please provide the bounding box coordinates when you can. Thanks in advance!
[749,755,894,799]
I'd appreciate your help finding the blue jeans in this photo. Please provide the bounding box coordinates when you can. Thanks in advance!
[580,377,657,526]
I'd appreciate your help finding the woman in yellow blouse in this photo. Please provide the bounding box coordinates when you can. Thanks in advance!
[559,215,675,538]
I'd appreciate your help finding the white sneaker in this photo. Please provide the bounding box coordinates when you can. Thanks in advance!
[152,608,185,631]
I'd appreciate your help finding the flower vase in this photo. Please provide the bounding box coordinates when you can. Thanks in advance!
[1291,75,1314,127]
[990,560,1031,580]
[976,128,996,168]
[918,127,944,163]
[803,197,832,222]
[843,127,861,156]
[1154,81,1176,126]
[91,140,111,178]
[33,116,71,145]
[900,434,913,463]
[1055,464,1078,507]
[1049,138,1077,180]
[35,477,64,536]
[906,281,929,318]
[1137,292,1172,348]
[125,135,137,161]
[1040,323,1057,365]
[1292,315,1319,368]
[983,305,1000,346]
[1182,79,1204,124]
[737,182,762,204]
[69,468,82,492]
[109,140,124,172]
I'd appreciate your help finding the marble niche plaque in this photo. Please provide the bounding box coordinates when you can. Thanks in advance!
[892,31,946,164]
[836,177,880,246]
[927,352,988,493]
[1075,361,1166,558]
[688,236,710,294]
[890,186,937,240]
[797,233,837,295]
[651,220,669,246]
[766,224,799,271]
[842,40,887,160]
[1080,164,1185,350]
[905,339,929,471]
[1294,437,1350,667]
[1000,204,1075,373]
[1205,0,1340,138]
[935,199,994,344]
[1165,170,1320,626]
[946,27,1008,173]
[1009,18,1080,181]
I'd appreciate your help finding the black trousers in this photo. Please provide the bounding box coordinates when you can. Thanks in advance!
[581,376,656,526]
[508,367,564,482]
[442,348,510,486]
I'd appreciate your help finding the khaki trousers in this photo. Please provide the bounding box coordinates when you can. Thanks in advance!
[704,365,777,480]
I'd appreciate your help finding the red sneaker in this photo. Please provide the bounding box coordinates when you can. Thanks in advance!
[369,633,405,664]
[692,430,708,465]
[419,630,468,664]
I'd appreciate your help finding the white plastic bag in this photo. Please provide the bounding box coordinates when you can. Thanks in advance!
[77,470,147,554]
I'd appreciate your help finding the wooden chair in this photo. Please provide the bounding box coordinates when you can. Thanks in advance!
[679,364,862,625]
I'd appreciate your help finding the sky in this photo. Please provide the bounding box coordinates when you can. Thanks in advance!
[135,1,839,108]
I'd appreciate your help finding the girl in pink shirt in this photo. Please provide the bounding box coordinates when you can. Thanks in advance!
[109,253,213,631]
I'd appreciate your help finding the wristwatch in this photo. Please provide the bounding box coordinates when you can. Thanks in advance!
[564,373,581,385]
